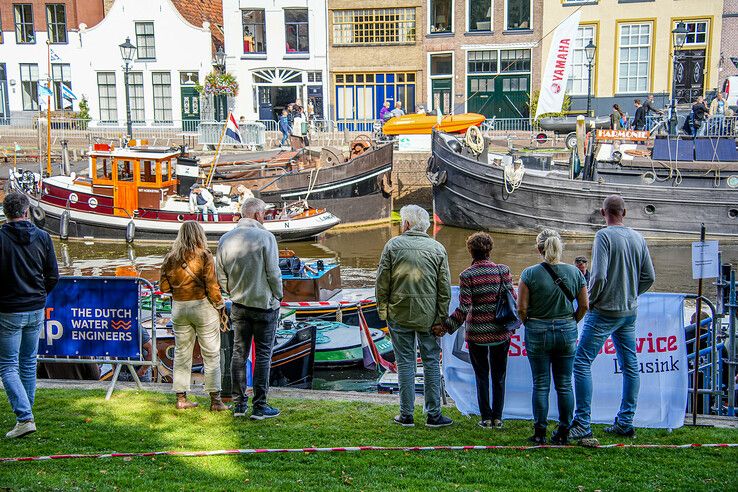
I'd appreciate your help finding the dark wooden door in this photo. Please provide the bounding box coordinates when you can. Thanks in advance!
[674,49,706,104]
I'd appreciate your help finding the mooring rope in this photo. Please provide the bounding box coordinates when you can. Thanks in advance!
[1,443,736,463]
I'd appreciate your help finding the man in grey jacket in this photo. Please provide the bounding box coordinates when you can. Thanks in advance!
[569,195,655,442]
[217,198,283,420]
[376,205,452,428]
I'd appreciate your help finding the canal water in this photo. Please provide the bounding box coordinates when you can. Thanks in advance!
[53,224,738,391]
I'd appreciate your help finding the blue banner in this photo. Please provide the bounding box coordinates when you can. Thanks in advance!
[41,277,140,358]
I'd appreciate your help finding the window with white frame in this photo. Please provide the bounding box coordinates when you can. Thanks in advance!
[20,63,39,111]
[430,53,453,114]
[135,22,156,60]
[307,71,322,83]
[468,51,498,73]
[285,9,309,53]
[128,72,145,123]
[52,63,72,110]
[430,0,452,33]
[683,21,708,46]
[617,22,651,93]
[468,0,491,32]
[567,25,596,95]
[152,72,172,123]
[506,0,531,30]
[97,72,117,123]
[242,10,266,53]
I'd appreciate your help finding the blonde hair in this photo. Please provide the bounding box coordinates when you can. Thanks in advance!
[536,229,563,264]
[166,221,208,264]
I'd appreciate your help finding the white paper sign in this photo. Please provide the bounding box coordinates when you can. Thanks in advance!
[691,241,719,279]
[397,134,432,152]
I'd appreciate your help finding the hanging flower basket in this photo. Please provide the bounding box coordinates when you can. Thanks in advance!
[196,71,239,97]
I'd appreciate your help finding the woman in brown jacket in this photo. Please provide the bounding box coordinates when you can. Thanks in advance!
[160,221,228,411]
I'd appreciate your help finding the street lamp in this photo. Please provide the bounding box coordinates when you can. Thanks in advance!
[670,22,688,135]
[213,46,226,73]
[119,37,136,138]
[585,40,596,117]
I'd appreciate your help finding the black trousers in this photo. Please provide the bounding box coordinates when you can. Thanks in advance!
[468,340,510,421]
[230,304,278,408]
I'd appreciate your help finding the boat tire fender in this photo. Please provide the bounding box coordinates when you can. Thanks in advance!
[429,170,447,187]
[59,210,70,240]
[426,156,436,174]
[31,206,46,227]
[125,220,135,243]
[565,132,578,150]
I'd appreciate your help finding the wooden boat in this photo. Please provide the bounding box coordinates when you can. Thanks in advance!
[427,130,738,237]
[382,113,486,135]
[209,140,394,226]
[8,146,339,242]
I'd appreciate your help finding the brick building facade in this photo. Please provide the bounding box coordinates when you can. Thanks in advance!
[327,0,425,129]
[423,0,542,119]
[720,0,738,90]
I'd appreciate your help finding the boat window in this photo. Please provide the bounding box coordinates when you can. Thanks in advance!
[139,160,156,183]
[161,160,171,181]
[118,160,134,182]
[95,157,112,180]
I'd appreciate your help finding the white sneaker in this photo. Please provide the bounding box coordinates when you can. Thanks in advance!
[6,420,36,438]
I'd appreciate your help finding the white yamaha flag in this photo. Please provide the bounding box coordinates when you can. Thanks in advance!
[535,11,582,119]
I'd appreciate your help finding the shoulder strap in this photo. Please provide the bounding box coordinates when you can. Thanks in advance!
[181,261,205,289]
[539,262,575,303]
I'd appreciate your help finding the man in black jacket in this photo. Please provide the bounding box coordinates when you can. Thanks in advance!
[0,192,58,438]
[633,99,647,131]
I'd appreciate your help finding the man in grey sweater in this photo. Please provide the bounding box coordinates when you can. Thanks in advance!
[217,198,283,420]
[569,195,655,442]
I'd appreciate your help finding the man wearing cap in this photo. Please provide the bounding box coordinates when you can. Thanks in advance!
[189,184,218,222]
[574,257,590,284]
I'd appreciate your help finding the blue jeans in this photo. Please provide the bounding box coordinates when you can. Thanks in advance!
[573,311,639,430]
[525,319,577,430]
[388,323,442,418]
[280,130,289,146]
[0,309,44,422]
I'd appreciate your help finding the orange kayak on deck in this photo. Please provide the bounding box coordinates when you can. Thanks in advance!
[382,113,486,135]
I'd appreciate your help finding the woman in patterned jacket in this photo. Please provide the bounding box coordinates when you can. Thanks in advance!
[443,232,516,429]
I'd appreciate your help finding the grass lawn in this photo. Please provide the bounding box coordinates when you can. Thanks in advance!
[0,389,736,491]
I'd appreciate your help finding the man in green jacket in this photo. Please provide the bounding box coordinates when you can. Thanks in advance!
[376,205,452,428]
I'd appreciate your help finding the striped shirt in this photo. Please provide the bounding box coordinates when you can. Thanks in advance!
[443,260,516,345]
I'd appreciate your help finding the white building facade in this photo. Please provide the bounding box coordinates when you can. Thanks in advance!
[0,0,213,128]
[222,0,328,122]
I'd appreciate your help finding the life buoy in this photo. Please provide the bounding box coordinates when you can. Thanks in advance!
[31,206,45,227]
[59,210,70,240]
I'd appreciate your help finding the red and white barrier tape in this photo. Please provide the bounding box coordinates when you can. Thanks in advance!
[1,443,737,463]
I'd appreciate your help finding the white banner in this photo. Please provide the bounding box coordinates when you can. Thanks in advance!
[442,290,688,429]
[535,11,582,119]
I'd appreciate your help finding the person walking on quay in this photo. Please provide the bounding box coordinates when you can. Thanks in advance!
[643,94,663,130]
[442,232,516,430]
[217,198,283,420]
[610,104,627,130]
[376,205,452,428]
[379,100,391,121]
[0,192,59,438]
[517,230,589,445]
[692,96,709,137]
[159,221,228,412]
[569,195,655,442]
[574,256,591,284]
[278,108,291,147]
[390,101,405,118]
[632,99,647,131]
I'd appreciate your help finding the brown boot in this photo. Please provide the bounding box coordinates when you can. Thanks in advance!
[210,392,229,412]
[176,392,199,410]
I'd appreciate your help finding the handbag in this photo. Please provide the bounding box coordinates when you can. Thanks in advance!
[181,262,230,332]
[493,265,522,333]
[540,262,576,317]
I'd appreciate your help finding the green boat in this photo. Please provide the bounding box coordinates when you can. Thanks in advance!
[284,320,394,367]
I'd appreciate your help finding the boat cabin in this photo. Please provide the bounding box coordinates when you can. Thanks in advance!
[88,145,180,217]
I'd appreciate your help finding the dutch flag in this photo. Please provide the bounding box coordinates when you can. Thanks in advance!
[61,84,77,101]
[225,112,242,144]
